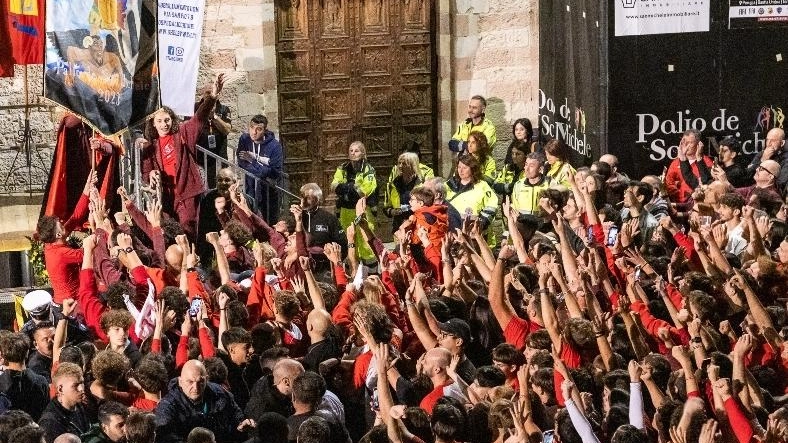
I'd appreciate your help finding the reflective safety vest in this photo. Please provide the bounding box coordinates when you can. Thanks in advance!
[387,163,435,183]
[546,161,576,188]
[451,116,497,148]
[512,175,552,215]
[384,175,421,215]
[493,164,524,196]
[446,180,498,225]
[479,155,497,184]
[331,161,377,209]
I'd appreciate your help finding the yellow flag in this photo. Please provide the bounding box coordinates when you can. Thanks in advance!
[9,0,39,16]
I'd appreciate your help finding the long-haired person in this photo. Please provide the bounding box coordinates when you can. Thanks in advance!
[467,131,497,184]
[543,138,576,188]
[503,118,538,165]
[384,152,425,234]
[447,154,498,232]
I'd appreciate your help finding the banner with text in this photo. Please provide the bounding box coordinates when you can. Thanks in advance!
[158,0,205,116]
[615,0,710,36]
[729,1,788,28]
[538,0,602,166]
[44,0,159,135]
[608,4,788,179]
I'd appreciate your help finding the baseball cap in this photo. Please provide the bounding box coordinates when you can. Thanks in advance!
[22,290,52,314]
[437,318,470,345]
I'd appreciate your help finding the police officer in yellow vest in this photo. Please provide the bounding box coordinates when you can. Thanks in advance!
[511,152,553,215]
[446,154,498,231]
[331,141,377,263]
[448,95,497,154]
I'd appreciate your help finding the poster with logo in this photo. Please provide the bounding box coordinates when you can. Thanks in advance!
[44,0,159,136]
[538,0,602,167]
[615,0,710,36]
[729,1,788,29]
[157,0,205,117]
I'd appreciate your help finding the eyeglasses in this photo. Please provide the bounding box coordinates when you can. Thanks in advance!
[758,166,776,178]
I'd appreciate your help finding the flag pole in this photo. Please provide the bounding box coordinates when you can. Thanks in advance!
[23,64,32,197]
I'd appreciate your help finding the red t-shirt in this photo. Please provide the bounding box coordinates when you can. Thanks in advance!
[159,134,176,180]
[419,379,456,414]
[560,339,582,369]
[45,243,84,303]
[132,396,158,412]
[503,316,543,351]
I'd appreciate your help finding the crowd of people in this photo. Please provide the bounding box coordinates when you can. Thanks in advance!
[3,83,788,443]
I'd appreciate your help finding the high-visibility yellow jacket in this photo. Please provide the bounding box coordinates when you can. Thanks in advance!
[512,175,552,215]
[478,155,497,184]
[451,117,497,148]
[546,161,576,188]
[387,163,435,184]
[493,165,525,196]
[446,179,498,227]
[331,161,377,210]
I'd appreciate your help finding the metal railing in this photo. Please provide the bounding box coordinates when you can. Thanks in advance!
[119,141,291,219]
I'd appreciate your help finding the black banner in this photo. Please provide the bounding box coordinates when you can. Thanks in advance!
[608,2,788,179]
[538,0,604,167]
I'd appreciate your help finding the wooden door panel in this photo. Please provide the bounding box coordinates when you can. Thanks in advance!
[276,0,437,214]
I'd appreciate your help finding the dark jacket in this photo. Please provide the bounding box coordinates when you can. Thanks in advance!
[38,399,91,443]
[245,374,294,423]
[26,351,53,381]
[155,379,246,443]
[217,351,251,411]
[236,131,283,180]
[0,368,50,420]
[81,424,113,443]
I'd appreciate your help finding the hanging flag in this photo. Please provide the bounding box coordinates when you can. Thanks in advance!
[157,0,206,116]
[43,0,160,136]
[0,2,14,77]
[0,0,46,77]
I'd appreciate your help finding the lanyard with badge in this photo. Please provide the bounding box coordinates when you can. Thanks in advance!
[207,118,217,150]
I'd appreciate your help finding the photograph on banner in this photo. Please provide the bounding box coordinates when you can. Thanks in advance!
[729,0,788,29]
[157,0,206,117]
[615,0,710,36]
[44,0,159,136]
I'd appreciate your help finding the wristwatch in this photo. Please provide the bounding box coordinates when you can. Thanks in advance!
[120,246,134,254]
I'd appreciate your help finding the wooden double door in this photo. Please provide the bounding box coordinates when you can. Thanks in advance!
[275,0,438,209]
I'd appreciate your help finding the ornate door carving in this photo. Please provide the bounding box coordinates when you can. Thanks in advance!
[275,0,437,212]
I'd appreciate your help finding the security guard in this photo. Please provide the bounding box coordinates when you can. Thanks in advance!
[331,141,377,263]
[512,152,552,215]
[446,155,499,230]
[448,95,497,153]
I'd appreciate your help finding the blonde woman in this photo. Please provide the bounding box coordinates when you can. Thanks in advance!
[384,152,424,233]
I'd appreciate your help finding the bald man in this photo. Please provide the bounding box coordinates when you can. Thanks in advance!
[303,309,341,372]
[155,360,254,443]
[53,434,81,443]
[599,154,629,183]
[246,358,304,422]
[418,348,468,414]
[748,128,788,191]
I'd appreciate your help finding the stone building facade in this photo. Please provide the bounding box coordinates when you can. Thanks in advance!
[0,0,538,253]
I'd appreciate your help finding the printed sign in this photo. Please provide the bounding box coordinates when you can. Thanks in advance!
[729,0,788,28]
[615,0,710,36]
[158,0,206,116]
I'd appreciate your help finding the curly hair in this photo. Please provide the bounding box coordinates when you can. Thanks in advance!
[134,357,168,393]
[564,317,595,348]
[161,287,190,318]
[92,349,130,386]
[468,131,492,166]
[144,106,180,141]
[274,290,301,320]
[223,220,253,247]
[36,216,60,243]
[100,309,134,333]
[104,282,134,310]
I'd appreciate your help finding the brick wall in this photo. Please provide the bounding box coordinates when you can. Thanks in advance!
[437,0,539,173]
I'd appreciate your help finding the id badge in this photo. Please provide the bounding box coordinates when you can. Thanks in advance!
[207,134,217,150]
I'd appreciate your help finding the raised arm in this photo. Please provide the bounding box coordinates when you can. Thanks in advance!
[489,245,517,331]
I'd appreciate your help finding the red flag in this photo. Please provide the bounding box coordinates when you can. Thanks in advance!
[0,1,14,77]
[7,0,45,65]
